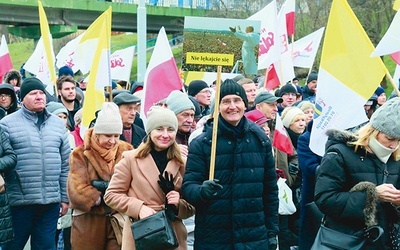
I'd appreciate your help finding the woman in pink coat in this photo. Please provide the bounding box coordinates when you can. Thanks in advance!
[104,106,195,250]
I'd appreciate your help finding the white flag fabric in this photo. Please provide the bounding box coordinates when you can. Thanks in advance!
[110,46,135,81]
[371,9,400,57]
[275,5,295,83]
[291,27,325,68]
[248,0,280,70]
[56,33,83,73]
[23,36,55,93]
[394,64,400,85]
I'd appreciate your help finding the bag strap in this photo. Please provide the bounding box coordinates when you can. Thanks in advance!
[364,225,384,243]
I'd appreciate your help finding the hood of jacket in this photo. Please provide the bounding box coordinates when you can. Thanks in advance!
[325,129,358,151]
[4,69,22,87]
[0,83,18,115]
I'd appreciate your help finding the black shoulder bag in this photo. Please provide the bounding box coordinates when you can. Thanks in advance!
[311,181,384,250]
[131,206,178,250]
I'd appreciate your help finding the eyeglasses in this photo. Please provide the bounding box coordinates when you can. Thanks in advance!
[0,94,11,99]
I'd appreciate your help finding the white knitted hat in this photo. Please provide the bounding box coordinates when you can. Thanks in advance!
[146,106,178,134]
[281,107,305,128]
[94,102,123,134]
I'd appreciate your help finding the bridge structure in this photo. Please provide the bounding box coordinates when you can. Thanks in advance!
[0,0,217,39]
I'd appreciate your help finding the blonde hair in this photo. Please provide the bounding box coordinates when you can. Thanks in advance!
[350,124,400,161]
[237,78,254,86]
[133,136,184,165]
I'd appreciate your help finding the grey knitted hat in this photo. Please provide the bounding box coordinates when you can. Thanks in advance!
[146,106,178,134]
[370,97,400,138]
[166,90,195,115]
[307,70,318,83]
[94,102,123,135]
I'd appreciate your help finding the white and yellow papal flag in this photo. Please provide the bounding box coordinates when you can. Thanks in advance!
[23,1,56,94]
[38,1,56,91]
[309,0,387,156]
[74,7,112,136]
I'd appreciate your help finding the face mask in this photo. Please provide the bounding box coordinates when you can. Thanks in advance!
[368,136,398,163]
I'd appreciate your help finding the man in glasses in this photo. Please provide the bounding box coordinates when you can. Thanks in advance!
[278,84,298,115]
[188,80,212,118]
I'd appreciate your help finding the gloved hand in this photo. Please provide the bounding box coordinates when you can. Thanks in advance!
[200,179,223,200]
[158,171,175,194]
[165,204,177,221]
[229,26,236,33]
[268,236,278,250]
[91,180,109,193]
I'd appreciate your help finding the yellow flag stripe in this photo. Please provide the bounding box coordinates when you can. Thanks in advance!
[320,0,387,99]
[394,0,400,11]
[38,1,56,85]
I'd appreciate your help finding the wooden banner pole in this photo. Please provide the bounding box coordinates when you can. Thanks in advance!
[209,65,222,180]
[386,71,400,97]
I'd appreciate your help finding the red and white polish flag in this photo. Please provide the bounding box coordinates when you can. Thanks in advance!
[273,114,294,155]
[141,27,183,120]
[0,35,13,81]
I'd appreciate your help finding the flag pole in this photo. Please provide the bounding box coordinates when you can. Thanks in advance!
[137,0,146,82]
[209,65,222,181]
[263,67,270,90]
[290,34,294,85]
[106,86,113,102]
[307,67,313,78]
[386,71,400,97]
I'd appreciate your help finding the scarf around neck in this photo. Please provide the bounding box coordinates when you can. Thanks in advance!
[90,132,119,171]
[369,136,397,163]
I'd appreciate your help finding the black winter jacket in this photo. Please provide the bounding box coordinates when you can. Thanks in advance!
[182,116,279,250]
[119,123,146,149]
[315,129,400,249]
[0,126,17,245]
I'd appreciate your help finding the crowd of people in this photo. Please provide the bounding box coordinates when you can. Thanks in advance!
[0,64,399,250]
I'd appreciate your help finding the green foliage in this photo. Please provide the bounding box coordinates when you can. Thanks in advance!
[9,40,34,70]
[110,32,137,53]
